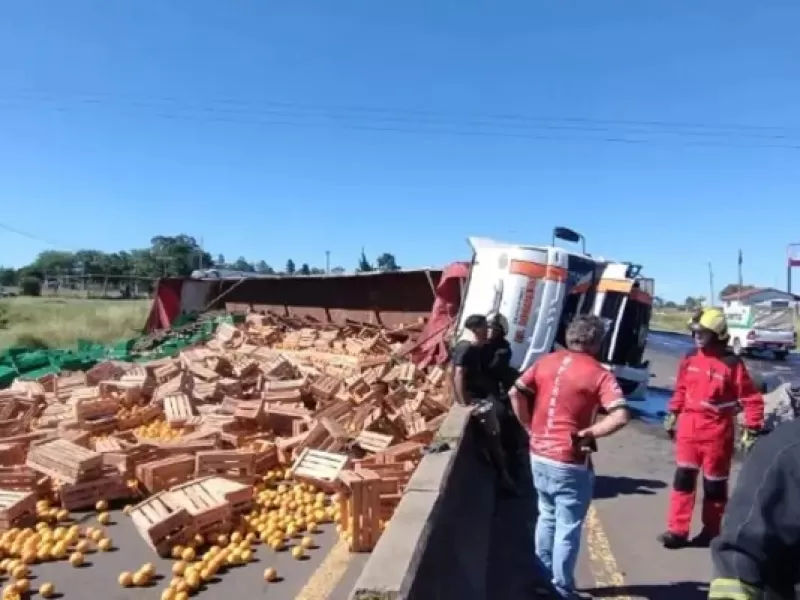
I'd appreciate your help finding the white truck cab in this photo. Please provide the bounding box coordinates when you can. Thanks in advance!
[454,228,652,398]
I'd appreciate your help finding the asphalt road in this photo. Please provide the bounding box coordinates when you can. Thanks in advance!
[636,331,800,423]
[8,506,338,600]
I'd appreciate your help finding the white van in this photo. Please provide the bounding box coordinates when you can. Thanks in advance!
[454,230,652,398]
[724,301,796,360]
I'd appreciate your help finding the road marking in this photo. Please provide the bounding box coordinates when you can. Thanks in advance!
[294,539,352,600]
[585,505,632,600]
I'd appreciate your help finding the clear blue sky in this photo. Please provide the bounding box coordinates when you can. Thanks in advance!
[1,1,799,302]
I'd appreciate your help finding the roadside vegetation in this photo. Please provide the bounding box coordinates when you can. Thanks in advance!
[0,297,150,350]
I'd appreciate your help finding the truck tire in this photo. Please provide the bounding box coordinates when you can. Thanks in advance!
[774,350,788,361]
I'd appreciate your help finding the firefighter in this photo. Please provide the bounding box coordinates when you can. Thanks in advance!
[708,417,800,600]
[688,306,704,339]
[659,307,764,549]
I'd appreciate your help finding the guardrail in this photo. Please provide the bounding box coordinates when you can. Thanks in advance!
[349,405,497,600]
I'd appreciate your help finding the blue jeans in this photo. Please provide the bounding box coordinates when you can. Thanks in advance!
[531,455,594,597]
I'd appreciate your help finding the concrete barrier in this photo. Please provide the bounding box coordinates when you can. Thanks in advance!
[349,404,498,600]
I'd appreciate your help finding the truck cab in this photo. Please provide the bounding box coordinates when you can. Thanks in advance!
[724,300,796,360]
[454,229,652,398]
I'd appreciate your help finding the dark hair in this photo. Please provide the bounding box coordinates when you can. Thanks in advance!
[464,314,488,331]
[565,315,607,352]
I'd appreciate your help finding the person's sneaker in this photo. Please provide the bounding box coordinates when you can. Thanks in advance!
[657,531,689,549]
[692,529,717,547]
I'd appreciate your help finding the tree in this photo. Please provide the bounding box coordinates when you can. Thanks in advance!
[309,267,325,275]
[20,276,42,297]
[299,263,311,276]
[664,300,678,309]
[331,266,346,274]
[215,254,226,268]
[653,296,664,309]
[255,260,274,274]
[233,257,255,272]
[0,267,17,287]
[285,259,296,275]
[376,253,400,272]
[356,250,374,273]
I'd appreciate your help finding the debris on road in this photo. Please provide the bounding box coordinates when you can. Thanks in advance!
[0,313,452,597]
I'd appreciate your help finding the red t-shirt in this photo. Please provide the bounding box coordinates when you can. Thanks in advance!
[515,350,627,465]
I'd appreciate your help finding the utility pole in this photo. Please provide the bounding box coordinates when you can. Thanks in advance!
[708,262,715,307]
[737,249,743,288]
[325,250,330,274]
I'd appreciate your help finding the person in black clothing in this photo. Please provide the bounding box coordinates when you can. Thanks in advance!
[482,312,528,482]
[452,314,516,491]
[708,417,800,600]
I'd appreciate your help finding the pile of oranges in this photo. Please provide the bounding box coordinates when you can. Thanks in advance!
[0,470,339,598]
[0,500,115,599]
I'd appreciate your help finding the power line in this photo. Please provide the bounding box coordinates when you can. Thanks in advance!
[0,221,78,252]
[1,89,799,150]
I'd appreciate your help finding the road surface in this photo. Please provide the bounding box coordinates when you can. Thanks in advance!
[487,332,800,600]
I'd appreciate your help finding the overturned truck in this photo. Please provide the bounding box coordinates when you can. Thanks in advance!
[148,228,654,398]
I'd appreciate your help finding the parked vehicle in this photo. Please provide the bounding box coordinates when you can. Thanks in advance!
[724,301,797,360]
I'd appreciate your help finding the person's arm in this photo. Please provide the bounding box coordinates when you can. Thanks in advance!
[450,343,472,406]
[731,359,764,431]
[580,370,629,439]
[508,365,536,428]
[667,356,689,414]
[709,435,800,599]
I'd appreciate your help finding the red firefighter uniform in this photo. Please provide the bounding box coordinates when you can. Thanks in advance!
[664,344,764,543]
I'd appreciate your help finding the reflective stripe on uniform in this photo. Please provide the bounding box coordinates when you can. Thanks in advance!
[708,578,763,600]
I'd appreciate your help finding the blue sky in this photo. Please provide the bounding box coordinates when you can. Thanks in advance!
[1,1,799,302]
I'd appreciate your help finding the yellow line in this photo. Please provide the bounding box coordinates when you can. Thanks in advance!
[584,505,632,600]
[294,539,353,600]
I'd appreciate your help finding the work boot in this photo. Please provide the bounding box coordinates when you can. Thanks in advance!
[692,529,717,548]
[657,531,689,550]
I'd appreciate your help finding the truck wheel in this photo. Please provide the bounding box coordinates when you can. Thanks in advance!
[774,351,788,361]
[732,338,743,356]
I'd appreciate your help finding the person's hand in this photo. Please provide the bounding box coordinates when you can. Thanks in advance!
[740,428,759,453]
[663,412,678,440]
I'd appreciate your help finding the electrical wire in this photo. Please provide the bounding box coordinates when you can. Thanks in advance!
[1,88,799,150]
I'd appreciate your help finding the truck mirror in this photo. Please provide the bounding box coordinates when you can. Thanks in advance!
[552,227,586,254]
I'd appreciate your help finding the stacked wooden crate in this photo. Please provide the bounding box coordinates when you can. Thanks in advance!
[0,312,452,556]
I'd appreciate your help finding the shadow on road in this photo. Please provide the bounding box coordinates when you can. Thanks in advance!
[584,580,708,600]
[593,475,667,500]
[485,452,557,599]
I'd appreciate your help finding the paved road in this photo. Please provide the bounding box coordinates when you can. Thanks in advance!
[636,331,800,423]
[19,506,340,600]
[487,333,797,600]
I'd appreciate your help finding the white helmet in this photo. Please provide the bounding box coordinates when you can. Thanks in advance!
[486,312,509,336]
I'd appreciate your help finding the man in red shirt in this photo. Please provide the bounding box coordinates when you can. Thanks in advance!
[509,315,630,600]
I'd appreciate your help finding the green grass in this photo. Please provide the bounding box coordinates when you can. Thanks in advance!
[0,297,150,350]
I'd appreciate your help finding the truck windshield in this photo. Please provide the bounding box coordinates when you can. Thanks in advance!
[751,306,794,331]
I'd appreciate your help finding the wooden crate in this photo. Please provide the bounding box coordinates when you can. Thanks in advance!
[26,439,103,484]
[337,469,382,552]
[0,443,24,465]
[195,450,257,483]
[117,405,162,431]
[0,467,47,495]
[93,437,124,452]
[74,396,119,422]
[136,455,196,494]
[0,488,37,529]
[355,431,395,454]
[58,467,135,510]
[103,443,166,478]
[163,393,195,426]
[129,492,193,556]
[290,449,349,492]
[165,478,233,536]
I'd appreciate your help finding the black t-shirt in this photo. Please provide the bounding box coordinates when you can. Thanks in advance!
[451,340,493,401]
